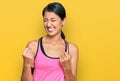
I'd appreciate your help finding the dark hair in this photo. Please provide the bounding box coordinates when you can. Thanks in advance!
[42,2,66,39]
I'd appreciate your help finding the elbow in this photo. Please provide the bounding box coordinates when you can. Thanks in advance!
[73,76,77,81]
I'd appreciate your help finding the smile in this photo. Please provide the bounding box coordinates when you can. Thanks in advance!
[47,27,55,32]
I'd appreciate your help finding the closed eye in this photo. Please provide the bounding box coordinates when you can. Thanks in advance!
[51,20,56,22]
[43,18,48,22]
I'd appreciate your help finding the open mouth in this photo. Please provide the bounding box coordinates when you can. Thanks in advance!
[47,27,55,32]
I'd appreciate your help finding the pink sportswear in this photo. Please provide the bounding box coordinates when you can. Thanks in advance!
[33,37,69,81]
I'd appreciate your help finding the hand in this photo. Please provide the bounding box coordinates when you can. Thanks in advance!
[59,52,71,71]
[22,48,34,68]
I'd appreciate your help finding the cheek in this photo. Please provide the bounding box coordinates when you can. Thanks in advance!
[43,22,47,27]
[43,21,62,29]
[54,22,63,27]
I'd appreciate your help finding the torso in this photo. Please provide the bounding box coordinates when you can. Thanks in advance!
[33,37,69,81]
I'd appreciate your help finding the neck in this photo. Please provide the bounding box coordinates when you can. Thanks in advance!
[45,35,63,43]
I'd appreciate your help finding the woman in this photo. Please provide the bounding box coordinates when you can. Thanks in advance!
[21,2,79,81]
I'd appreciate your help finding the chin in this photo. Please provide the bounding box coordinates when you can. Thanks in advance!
[47,32,56,37]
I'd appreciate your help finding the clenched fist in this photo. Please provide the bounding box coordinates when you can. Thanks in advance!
[59,52,71,71]
[22,48,34,68]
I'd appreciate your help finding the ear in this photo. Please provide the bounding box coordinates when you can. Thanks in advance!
[62,18,66,26]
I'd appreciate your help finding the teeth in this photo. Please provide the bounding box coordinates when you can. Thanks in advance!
[48,28,54,32]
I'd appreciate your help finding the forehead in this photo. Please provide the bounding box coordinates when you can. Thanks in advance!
[43,11,60,19]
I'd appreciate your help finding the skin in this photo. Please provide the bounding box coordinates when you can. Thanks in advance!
[21,11,79,81]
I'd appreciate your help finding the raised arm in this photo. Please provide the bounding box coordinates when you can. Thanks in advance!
[60,43,79,81]
[21,41,38,81]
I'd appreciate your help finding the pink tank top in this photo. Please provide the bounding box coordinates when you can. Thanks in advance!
[33,37,69,81]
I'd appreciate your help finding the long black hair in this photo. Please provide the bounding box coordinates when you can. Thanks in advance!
[42,2,66,39]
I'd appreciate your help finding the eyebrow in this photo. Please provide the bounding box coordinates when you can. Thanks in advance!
[44,18,56,20]
[51,18,56,20]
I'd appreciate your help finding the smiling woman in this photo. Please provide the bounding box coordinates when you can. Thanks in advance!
[42,2,66,39]
[21,2,79,81]
[43,12,65,37]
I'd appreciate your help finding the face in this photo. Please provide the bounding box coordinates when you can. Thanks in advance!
[43,11,65,37]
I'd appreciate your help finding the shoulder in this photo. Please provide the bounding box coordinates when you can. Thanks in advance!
[68,42,79,58]
[26,40,39,56]
[26,40,38,48]
[68,42,79,53]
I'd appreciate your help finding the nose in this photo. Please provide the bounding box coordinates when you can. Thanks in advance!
[47,21,52,27]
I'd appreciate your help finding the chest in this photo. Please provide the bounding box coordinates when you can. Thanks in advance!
[34,45,63,71]
[43,43,65,57]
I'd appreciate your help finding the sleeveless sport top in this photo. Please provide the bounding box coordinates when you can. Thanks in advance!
[33,37,69,81]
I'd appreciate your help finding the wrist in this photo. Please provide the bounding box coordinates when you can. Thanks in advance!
[63,67,71,71]
[64,69,72,74]
[24,63,31,68]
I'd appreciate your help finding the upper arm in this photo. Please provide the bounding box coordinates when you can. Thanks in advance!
[69,43,79,78]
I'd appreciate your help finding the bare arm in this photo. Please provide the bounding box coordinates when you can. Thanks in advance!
[21,56,33,81]
[60,43,79,81]
[21,41,38,81]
